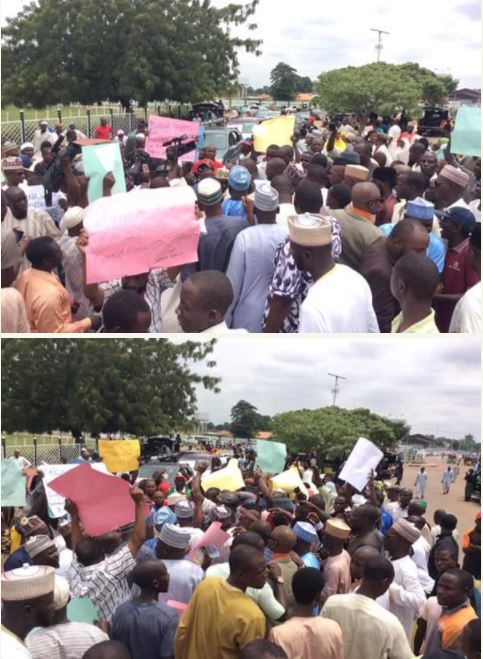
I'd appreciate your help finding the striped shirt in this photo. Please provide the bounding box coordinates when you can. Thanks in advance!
[70,544,136,621]
[26,622,108,659]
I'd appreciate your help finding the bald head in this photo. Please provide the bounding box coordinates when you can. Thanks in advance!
[270,525,297,553]
[407,515,426,530]
[350,545,380,580]
[271,174,293,197]
[351,182,381,210]
[82,640,131,659]
[266,157,287,181]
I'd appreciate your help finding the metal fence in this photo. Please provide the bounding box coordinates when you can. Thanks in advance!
[1,103,191,145]
[2,438,98,466]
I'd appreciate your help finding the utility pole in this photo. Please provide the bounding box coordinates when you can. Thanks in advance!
[370,28,390,63]
[328,373,347,406]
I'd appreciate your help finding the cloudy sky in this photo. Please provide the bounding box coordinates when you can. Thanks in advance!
[2,0,480,88]
[170,336,481,441]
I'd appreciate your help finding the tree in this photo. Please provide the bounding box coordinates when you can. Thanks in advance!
[270,62,298,101]
[1,0,262,109]
[271,406,410,458]
[1,339,220,437]
[314,62,458,124]
[230,400,260,438]
[294,75,313,93]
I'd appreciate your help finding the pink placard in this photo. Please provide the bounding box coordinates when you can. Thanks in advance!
[189,521,230,560]
[145,116,200,159]
[84,186,200,284]
[48,462,148,536]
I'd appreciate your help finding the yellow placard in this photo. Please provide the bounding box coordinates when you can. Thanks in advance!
[253,115,295,153]
[98,440,140,473]
[270,465,308,496]
[201,458,245,492]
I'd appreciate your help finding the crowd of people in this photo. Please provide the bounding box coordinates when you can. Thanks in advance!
[1,446,481,659]
[1,111,480,333]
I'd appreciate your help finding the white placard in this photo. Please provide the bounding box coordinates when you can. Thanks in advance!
[338,437,383,492]
[26,185,46,209]
[42,462,109,518]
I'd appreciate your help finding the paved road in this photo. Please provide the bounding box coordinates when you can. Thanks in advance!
[400,457,480,544]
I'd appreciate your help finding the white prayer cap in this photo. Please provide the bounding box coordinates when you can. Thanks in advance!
[62,206,84,229]
[288,213,332,247]
[53,575,70,610]
[25,534,56,558]
[1,565,55,601]
[254,182,279,212]
[159,523,191,550]
[20,142,34,151]
[135,133,146,140]
[175,500,194,519]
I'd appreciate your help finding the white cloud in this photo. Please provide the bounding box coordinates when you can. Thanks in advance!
[2,0,480,88]
[170,336,481,441]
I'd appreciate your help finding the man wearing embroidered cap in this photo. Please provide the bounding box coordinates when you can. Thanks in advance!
[26,575,108,658]
[226,181,287,332]
[288,213,379,333]
[293,521,319,568]
[383,518,426,637]
[1,564,56,658]
[2,140,19,157]
[194,177,247,273]
[2,156,28,188]
[434,206,480,332]
[151,523,204,605]
[222,165,253,219]
[319,518,351,606]
[435,165,472,212]
[25,534,59,569]
[174,500,204,548]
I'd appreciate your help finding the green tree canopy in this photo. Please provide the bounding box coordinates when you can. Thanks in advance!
[272,406,410,458]
[270,62,299,101]
[314,62,458,120]
[1,0,262,109]
[230,400,261,438]
[1,339,220,438]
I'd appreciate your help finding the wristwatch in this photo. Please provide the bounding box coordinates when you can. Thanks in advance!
[276,576,285,584]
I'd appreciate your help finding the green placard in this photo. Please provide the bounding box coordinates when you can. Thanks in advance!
[256,439,287,474]
[1,458,26,507]
[67,597,98,624]
[450,106,481,157]
[82,142,126,203]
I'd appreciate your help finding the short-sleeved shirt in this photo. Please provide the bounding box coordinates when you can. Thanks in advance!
[26,622,108,659]
[206,562,284,622]
[436,238,480,332]
[95,124,113,140]
[269,616,343,659]
[70,544,136,621]
[111,600,178,659]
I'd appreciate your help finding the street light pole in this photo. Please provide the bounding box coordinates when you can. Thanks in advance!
[370,28,390,63]
[328,373,347,406]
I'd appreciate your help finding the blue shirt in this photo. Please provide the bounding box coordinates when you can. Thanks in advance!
[379,223,446,273]
[111,600,178,659]
[222,198,247,219]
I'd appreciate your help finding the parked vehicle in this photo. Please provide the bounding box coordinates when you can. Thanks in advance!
[200,126,242,161]
[186,101,225,121]
[140,436,180,463]
[418,107,450,137]
[465,462,481,502]
[226,118,260,140]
